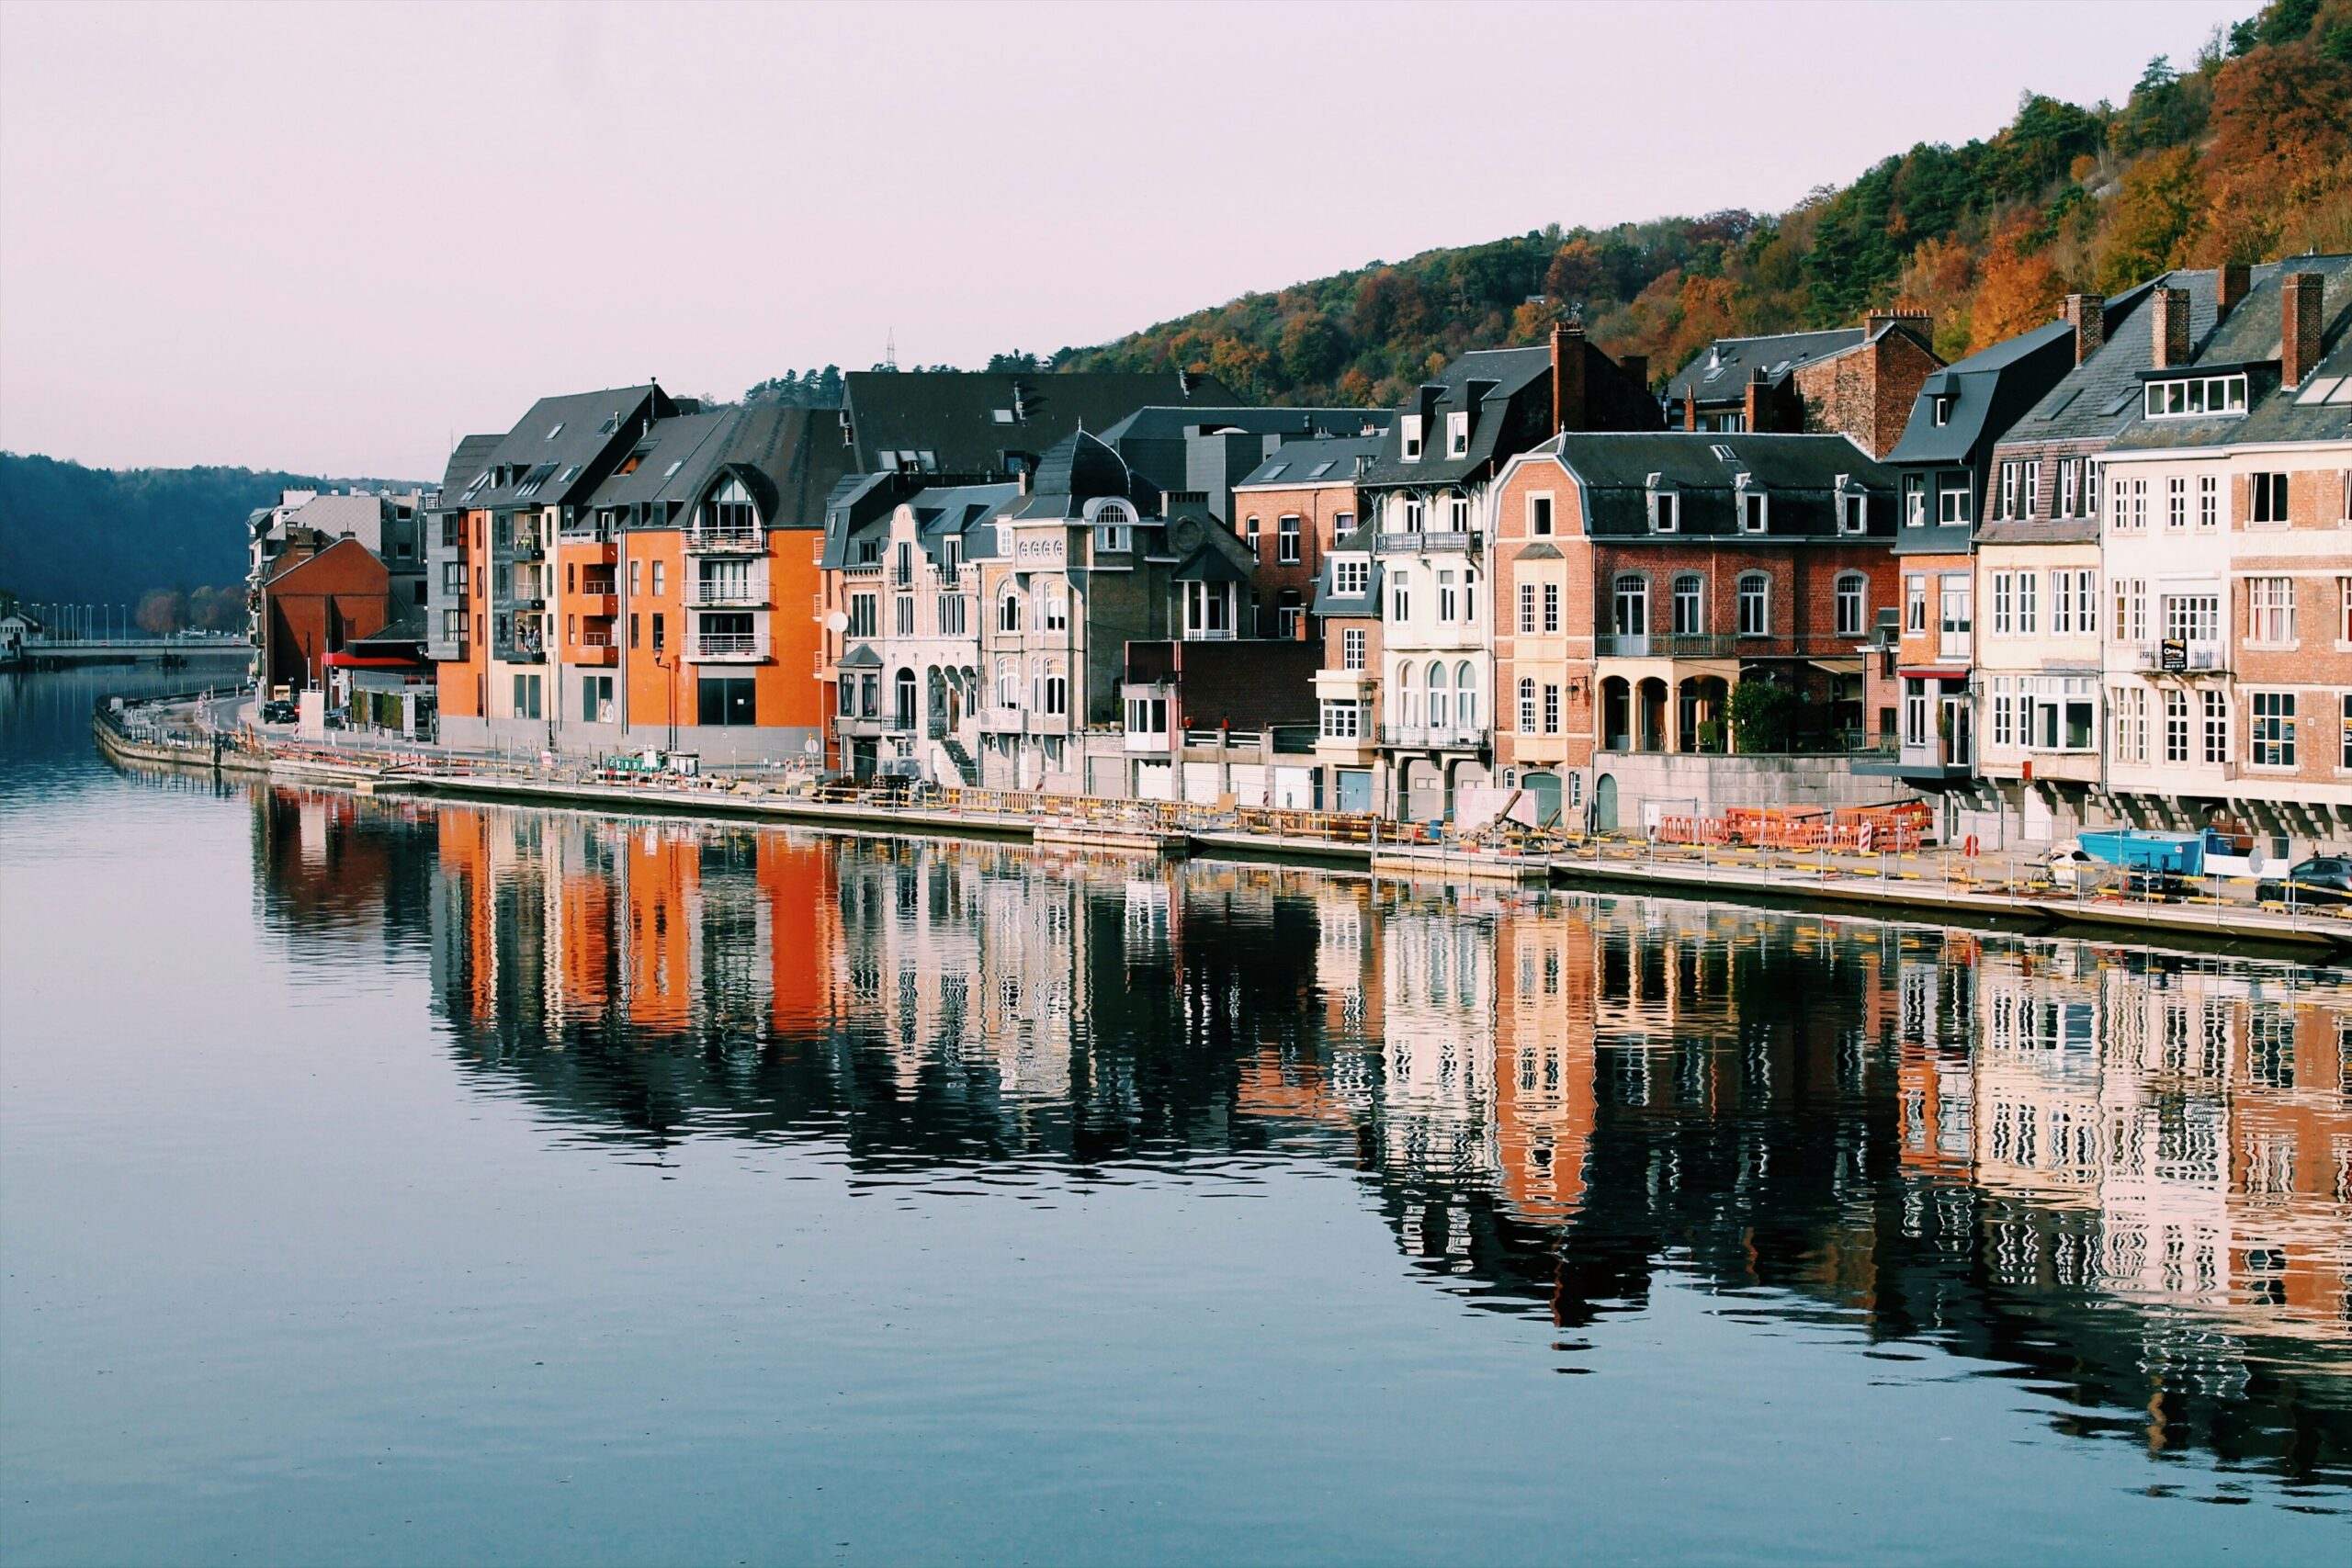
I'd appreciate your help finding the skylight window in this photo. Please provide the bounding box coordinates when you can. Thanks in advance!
[1261,464,1288,482]
[1710,444,1736,461]
[546,423,563,440]
[1308,460,1336,479]
[992,409,1015,424]
[2295,376,2344,406]
[598,415,620,435]
[664,460,684,478]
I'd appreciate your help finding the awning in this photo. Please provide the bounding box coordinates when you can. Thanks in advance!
[322,652,428,669]
[1897,667,1966,681]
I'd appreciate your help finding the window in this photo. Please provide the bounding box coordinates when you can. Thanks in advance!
[1245,516,1261,556]
[1543,582,1560,633]
[996,661,1017,709]
[1180,581,1229,637]
[1651,491,1679,533]
[1447,412,1470,457]
[1840,488,1867,533]
[1835,573,1866,637]
[2251,691,2296,767]
[1040,669,1069,717]
[1454,661,1477,730]
[1518,678,1536,734]
[1278,601,1302,639]
[2021,460,2040,516]
[2113,577,2147,642]
[2115,477,2149,531]
[1342,627,1367,671]
[1518,582,1536,634]
[938,593,967,636]
[1390,576,1410,623]
[2056,457,2082,518]
[628,559,641,595]
[1438,570,1458,624]
[1613,575,1648,637]
[1427,661,1449,728]
[895,596,914,635]
[2163,593,2219,644]
[1673,574,1703,636]
[1333,511,1353,536]
[998,592,1022,632]
[1737,573,1770,636]
[2111,684,2144,763]
[512,671,541,719]
[2017,570,2037,635]
[441,608,467,643]
[1402,496,1425,532]
[1126,696,1169,736]
[1333,558,1369,597]
[1446,492,1470,530]
[441,561,466,597]
[2071,570,2097,634]
[629,612,640,649]
[2166,477,2188,530]
[2198,475,2219,529]
[1320,699,1361,739]
[1544,683,1561,734]
[2143,373,2248,418]
[2248,577,2295,644]
[1530,494,1554,536]
[1931,394,1951,426]
[848,592,876,638]
[1044,588,1068,632]
[1992,680,2013,747]
[1992,571,2012,636]
[1905,574,1927,634]
[1997,461,2021,519]
[1937,473,1972,525]
[2165,689,2189,763]
[1939,576,1972,656]
[1278,514,1301,564]
[2202,689,2228,764]
[697,676,756,728]
[651,561,665,597]
[651,612,665,653]
[2250,471,2290,525]
[1095,520,1131,553]
[2342,577,2352,643]
[1400,415,1423,461]
[1738,483,1768,533]
[2342,694,2351,770]
[1903,474,1927,527]
[1904,679,1929,746]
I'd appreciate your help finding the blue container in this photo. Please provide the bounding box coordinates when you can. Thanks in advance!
[2078,829,2202,875]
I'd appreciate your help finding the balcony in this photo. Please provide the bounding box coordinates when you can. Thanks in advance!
[1378,530,1476,555]
[577,592,619,618]
[1594,633,1862,659]
[691,631,769,662]
[690,580,768,608]
[685,523,763,554]
[835,713,888,738]
[2135,641,2225,673]
[1377,723,1490,750]
[571,642,619,667]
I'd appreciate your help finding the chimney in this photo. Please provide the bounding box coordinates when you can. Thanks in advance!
[2061,294,2107,365]
[2151,286,2190,370]
[1682,389,1698,432]
[2217,264,2251,322]
[2281,272,2324,388]
[1551,320,1589,434]
[1617,354,1648,394]
[1743,367,1771,434]
[1865,309,1930,344]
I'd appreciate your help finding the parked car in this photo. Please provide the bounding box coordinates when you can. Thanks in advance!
[260,699,298,725]
[2255,857,2352,908]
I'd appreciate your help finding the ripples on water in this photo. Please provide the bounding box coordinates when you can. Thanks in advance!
[4,665,2349,1564]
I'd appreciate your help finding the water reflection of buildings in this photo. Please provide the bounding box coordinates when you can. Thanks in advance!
[250,787,2351,1483]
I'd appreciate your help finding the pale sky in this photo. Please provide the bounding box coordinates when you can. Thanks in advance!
[1,0,2246,480]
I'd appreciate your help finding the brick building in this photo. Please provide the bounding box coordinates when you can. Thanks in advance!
[256,536,396,695]
[1227,433,1381,641]
[1663,313,1940,457]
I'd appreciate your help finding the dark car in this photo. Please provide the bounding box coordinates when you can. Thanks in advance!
[260,699,299,726]
[2256,857,2352,908]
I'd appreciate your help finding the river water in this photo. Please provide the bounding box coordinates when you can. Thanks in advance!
[4,665,2349,1564]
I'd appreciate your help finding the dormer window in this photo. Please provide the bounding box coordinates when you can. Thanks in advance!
[1837,478,1867,534]
[2144,374,2248,418]
[1931,395,1952,426]
[1446,412,1470,457]
[1736,477,1767,534]
[1646,476,1679,533]
[1401,416,1424,461]
[1091,499,1133,553]
[1332,558,1369,596]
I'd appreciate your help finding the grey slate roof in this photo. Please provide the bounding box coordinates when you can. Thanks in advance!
[437,434,503,502]
[1095,405,1388,444]
[461,385,672,510]
[1310,555,1384,617]
[1995,278,2175,449]
[909,480,1022,565]
[1548,431,1894,539]
[1013,430,1158,519]
[1357,347,1551,489]
[841,371,1238,476]
[1234,433,1387,489]
[1887,321,2076,468]
[838,642,882,670]
[1663,328,1868,405]
[2108,256,2352,453]
[579,404,850,532]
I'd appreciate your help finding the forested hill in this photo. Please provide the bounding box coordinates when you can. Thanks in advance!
[0,453,421,607]
[1062,0,2350,402]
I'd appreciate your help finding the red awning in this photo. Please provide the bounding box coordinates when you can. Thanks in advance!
[322,652,428,669]
[1896,667,1966,681]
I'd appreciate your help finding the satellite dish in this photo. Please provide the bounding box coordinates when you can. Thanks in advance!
[824,611,848,632]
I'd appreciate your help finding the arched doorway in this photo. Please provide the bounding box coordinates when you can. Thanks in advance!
[894,668,917,730]
[1637,678,1668,751]
[1601,676,1632,751]
[1521,771,1562,828]
[1592,773,1619,832]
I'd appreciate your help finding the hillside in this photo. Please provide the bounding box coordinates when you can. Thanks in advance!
[1060,0,2351,401]
[0,453,422,609]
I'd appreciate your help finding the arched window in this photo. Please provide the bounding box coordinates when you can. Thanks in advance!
[1738,572,1770,637]
[893,668,917,729]
[1093,500,1132,526]
[1672,573,1704,636]
[1518,677,1537,734]
[1613,573,1649,637]
[1454,660,1477,729]
[1397,662,1418,728]
[996,659,1018,709]
[1427,660,1450,728]
[707,476,757,536]
[998,591,1022,632]
[1835,571,1867,637]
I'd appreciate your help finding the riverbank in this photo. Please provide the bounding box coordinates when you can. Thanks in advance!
[93,694,2352,954]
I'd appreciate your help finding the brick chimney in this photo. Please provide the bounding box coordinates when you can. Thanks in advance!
[1682,389,1698,432]
[2061,293,2106,365]
[1743,367,1771,434]
[1865,308,1931,345]
[2151,286,2190,369]
[2281,272,2324,388]
[1551,321,1588,434]
[2217,264,2250,322]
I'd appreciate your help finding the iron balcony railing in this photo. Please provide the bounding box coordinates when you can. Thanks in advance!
[684,523,763,554]
[1593,632,1868,658]
[1377,530,1476,554]
[690,580,767,607]
[693,631,769,660]
[1376,723,1490,749]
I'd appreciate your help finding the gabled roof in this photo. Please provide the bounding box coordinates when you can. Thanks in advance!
[1235,434,1387,489]
[2108,255,2352,453]
[1995,277,2171,449]
[1663,328,1869,405]
[1358,346,1551,489]
[837,642,882,670]
[586,404,854,531]
[437,434,503,502]
[1886,321,2075,467]
[1311,555,1383,617]
[1542,431,1894,539]
[908,480,1022,565]
[461,384,671,510]
[1170,544,1252,583]
[841,371,1238,476]
[1096,405,1388,444]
